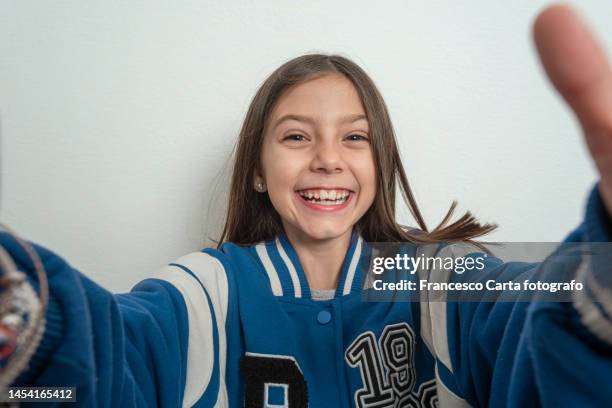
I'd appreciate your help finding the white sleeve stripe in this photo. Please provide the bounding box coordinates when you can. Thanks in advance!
[343,236,363,295]
[417,243,480,374]
[415,243,453,372]
[578,253,612,320]
[416,245,435,355]
[154,264,216,407]
[154,252,229,407]
[255,243,283,296]
[573,254,612,345]
[429,300,452,373]
[275,238,302,298]
[172,252,229,407]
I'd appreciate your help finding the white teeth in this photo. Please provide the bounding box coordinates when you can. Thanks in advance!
[297,189,351,205]
[298,189,350,197]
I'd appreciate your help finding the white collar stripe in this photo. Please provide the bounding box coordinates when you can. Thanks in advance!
[343,236,364,295]
[255,243,283,296]
[275,238,302,298]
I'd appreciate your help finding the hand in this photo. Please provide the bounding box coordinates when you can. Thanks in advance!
[533,4,612,216]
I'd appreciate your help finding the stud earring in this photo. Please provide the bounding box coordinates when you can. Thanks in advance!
[256,182,265,192]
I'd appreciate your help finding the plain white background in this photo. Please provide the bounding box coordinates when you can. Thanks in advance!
[1,1,611,291]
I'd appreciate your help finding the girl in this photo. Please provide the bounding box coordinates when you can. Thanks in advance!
[1,4,612,407]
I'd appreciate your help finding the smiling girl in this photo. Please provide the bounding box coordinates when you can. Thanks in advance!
[1,4,612,408]
[225,58,494,293]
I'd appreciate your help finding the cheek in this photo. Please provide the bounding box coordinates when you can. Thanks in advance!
[262,146,304,198]
[354,152,377,198]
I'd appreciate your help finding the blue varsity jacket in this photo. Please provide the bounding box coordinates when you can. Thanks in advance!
[1,184,611,407]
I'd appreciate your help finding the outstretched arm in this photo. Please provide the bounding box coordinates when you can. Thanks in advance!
[423,5,612,406]
[0,231,228,407]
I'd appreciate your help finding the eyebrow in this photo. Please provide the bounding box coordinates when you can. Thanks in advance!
[272,113,368,130]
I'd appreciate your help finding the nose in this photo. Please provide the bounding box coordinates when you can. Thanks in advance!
[310,137,344,174]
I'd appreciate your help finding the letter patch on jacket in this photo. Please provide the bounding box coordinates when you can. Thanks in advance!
[241,353,308,407]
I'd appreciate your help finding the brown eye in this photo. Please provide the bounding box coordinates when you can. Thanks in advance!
[283,134,307,142]
[345,134,369,142]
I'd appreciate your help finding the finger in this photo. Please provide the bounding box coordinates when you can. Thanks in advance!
[533,4,612,158]
[533,4,612,124]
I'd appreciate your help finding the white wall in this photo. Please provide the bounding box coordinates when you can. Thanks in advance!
[1,0,610,291]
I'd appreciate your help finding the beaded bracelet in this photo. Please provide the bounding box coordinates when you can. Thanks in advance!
[0,224,48,391]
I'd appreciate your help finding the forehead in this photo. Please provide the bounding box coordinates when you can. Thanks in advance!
[270,74,366,122]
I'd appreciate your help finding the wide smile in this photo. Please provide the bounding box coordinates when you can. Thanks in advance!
[294,188,354,212]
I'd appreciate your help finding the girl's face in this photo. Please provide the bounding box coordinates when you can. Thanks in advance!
[259,73,376,242]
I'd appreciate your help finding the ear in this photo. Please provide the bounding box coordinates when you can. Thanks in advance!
[253,173,267,192]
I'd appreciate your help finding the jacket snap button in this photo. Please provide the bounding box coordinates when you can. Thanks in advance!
[317,310,332,325]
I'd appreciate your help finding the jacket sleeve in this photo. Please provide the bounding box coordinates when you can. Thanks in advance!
[418,183,612,407]
[0,232,229,407]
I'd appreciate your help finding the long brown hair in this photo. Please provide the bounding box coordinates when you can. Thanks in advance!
[217,54,496,247]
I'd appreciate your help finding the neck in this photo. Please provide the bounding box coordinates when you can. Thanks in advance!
[283,225,353,291]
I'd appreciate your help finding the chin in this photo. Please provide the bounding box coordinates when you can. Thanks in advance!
[299,222,352,241]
